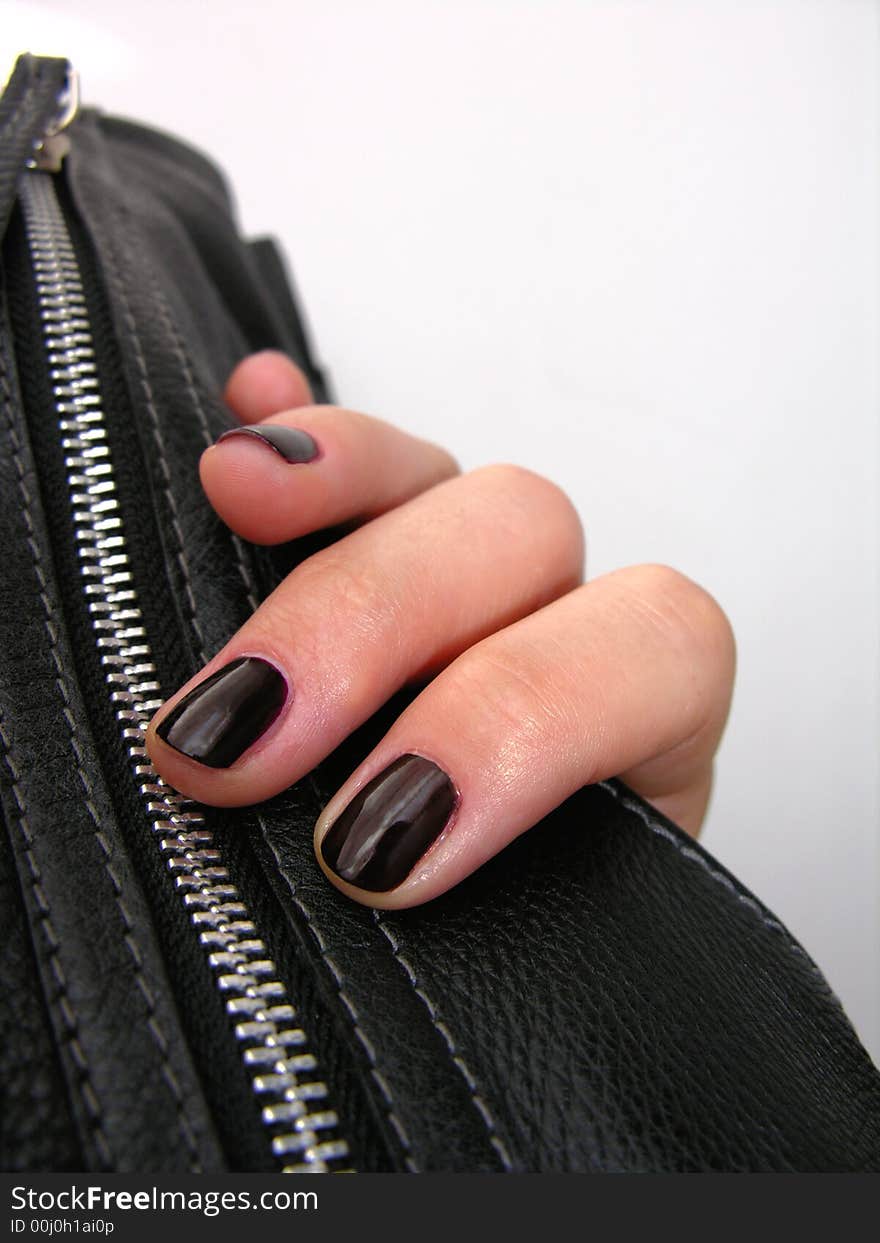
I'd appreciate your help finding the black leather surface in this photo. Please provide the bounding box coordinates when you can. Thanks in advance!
[377,780,880,1171]
[0,297,225,1172]
[0,63,227,1172]
[3,71,879,1172]
[0,810,80,1170]
[250,759,880,1172]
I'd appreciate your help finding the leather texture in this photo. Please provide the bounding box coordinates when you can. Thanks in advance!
[0,209,225,1171]
[0,811,80,1171]
[2,56,880,1172]
[252,753,880,1172]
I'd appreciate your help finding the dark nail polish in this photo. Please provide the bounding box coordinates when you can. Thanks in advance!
[217,424,319,463]
[156,657,288,768]
[320,755,457,892]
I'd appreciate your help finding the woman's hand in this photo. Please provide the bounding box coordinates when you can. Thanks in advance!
[146,351,735,909]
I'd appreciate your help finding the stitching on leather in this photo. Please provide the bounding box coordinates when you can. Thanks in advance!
[3,355,203,1170]
[372,912,514,1172]
[86,227,251,1165]
[165,332,425,1170]
[598,780,834,995]
[2,305,204,1171]
[129,289,391,1171]
[0,351,113,1164]
[184,365,429,1168]
[142,278,261,615]
[258,825,417,1172]
[102,193,412,1169]
[98,213,211,667]
[136,296,418,1170]
[152,332,416,1166]
[0,356,114,1167]
[147,293,502,1169]
[0,715,113,1168]
[88,187,836,1158]
[103,182,417,1171]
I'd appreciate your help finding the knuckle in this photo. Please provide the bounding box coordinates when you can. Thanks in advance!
[314,405,368,434]
[474,461,543,489]
[289,549,403,654]
[624,563,736,679]
[340,407,374,434]
[473,463,585,567]
[449,637,573,754]
[476,462,565,508]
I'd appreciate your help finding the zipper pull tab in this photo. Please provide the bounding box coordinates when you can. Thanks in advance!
[27,64,80,173]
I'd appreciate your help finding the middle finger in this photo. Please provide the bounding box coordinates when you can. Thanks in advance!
[146,464,584,805]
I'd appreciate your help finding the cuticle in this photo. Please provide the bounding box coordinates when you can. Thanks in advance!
[216,425,324,465]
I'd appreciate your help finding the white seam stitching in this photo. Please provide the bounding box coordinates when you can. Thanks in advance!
[147,283,261,615]
[155,312,501,1167]
[258,825,417,1171]
[104,196,420,1170]
[2,291,204,1170]
[598,780,832,990]
[166,355,415,1165]
[79,207,835,1155]
[0,715,114,1168]
[0,355,121,1164]
[92,227,240,1168]
[372,911,514,1171]
[130,292,415,1168]
[141,264,261,615]
[101,211,212,666]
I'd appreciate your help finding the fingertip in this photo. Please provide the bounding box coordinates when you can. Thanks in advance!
[144,652,298,808]
[224,350,313,422]
[199,434,322,544]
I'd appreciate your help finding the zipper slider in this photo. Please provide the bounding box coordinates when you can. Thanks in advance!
[27,64,80,173]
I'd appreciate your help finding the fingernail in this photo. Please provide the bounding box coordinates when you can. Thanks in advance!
[320,755,457,892]
[155,657,288,768]
[216,424,319,463]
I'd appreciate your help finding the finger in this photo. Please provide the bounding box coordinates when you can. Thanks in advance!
[146,465,585,805]
[224,350,313,422]
[313,564,735,909]
[200,405,460,544]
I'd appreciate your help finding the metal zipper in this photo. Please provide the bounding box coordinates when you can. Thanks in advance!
[18,81,351,1174]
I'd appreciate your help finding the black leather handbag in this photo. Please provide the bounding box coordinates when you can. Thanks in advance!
[2,53,879,1174]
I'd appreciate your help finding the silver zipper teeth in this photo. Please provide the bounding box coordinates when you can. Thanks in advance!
[20,171,350,1173]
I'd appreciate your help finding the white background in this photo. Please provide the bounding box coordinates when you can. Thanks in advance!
[6,0,878,1063]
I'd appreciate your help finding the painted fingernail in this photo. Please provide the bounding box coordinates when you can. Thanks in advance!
[155,657,288,768]
[320,755,457,892]
[216,424,319,463]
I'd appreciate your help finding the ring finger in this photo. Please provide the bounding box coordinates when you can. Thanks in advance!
[314,564,735,908]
